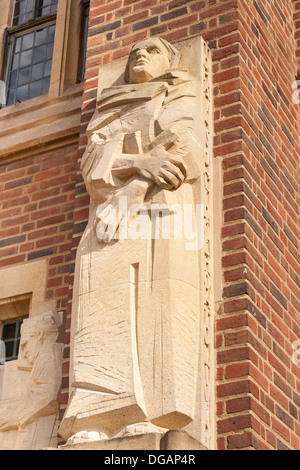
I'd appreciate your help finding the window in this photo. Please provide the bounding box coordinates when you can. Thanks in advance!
[79,0,90,83]
[0,0,90,112]
[5,0,58,106]
[0,295,30,364]
[12,0,58,27]
[1,319,23,363]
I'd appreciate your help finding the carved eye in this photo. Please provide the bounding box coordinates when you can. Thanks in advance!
[148,47,160,54]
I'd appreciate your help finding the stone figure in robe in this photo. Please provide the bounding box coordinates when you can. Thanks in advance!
[0,313,63,450]
[59,37,205,444]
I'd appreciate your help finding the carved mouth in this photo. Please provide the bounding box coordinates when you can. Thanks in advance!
[135,58,149,66]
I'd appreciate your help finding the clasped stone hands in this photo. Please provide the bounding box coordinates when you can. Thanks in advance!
[95,145,187,244]
[136,145,187,191]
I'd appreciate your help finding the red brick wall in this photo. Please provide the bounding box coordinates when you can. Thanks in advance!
[0,146,78,311]
[295,0,300,76]
[216,0,300,450]
[55,0,300,449]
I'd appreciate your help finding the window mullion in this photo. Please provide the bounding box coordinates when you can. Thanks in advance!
[33,0,39,20]
[12,322,17,359]
[3,36,15,107]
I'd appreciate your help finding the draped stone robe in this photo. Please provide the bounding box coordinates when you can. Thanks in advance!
[59,70,205,440]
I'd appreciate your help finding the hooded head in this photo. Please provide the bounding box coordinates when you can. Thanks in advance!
[124,38,181,84]
[19,312,61,367]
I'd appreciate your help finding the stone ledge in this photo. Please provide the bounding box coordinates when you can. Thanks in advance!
[57,430,207,451]
[0,84,83,161]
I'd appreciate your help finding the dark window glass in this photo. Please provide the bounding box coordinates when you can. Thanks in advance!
[13,0,35,26]
[13,0,58,26]
[2,323,16,340]
[79,0,90,82]
[6,24,55,105]
[1,320,23,362]
[5,1,57,106]
[4,341,14,359]
[36,0,58,18]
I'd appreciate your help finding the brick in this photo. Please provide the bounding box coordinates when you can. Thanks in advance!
[27,247,55,261]
[217,414,251,434]
[226,396,251,414]
[20,242,34,253]
[225,361,250,379]
[47,277,63,288]
[262,207,279,235]
[217,313,248,332]
[271,416,291,443]
[168,0,189,9]
[168,13,198,30]
[34,168,63,182]
[161,6,187,22]
[132,16,158,31]
[270,283,288,310]
[223,281,250,298]
[190,21,206,34]
[276,439,291,451]
[123,10,149,25]
[217,347,251,365]
[224,328,249,347]
[0,247,18,258]
[0,234,26,248]
[36,215,66,229]
[289,402,298,420]
[0,255,26,268]
[217,379,251,398]
[274,373,292,399]
[247,300,267,328]
[270,384,289,411]
[268,352,287,379]
[272,342,290,367]
[89,20,121,36]
[36,235,65,249]
[4,176,32,190]
[227,432,252,449]
[251,398,271,425]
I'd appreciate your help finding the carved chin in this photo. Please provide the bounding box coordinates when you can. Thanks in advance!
[130,66,154,83]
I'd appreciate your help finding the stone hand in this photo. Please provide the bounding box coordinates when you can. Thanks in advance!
[95,179,150,244]
[0,407,19,430]
[95,199,122,244]
[137,150,187,190]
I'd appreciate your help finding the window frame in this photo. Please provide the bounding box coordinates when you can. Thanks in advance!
[1,318,24,363]
[11,0,58,27]
[0,293,31,365]
[0,0,88,109]
[5,10,57,106]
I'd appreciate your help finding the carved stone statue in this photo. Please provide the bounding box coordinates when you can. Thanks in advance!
[0,313,63,450]
[59,37,211,445]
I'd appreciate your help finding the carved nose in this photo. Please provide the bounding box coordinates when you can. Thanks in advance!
[136,49,147,58]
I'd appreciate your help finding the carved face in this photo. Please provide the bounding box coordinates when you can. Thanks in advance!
[127,39,171,84]
[20,324,41,366]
